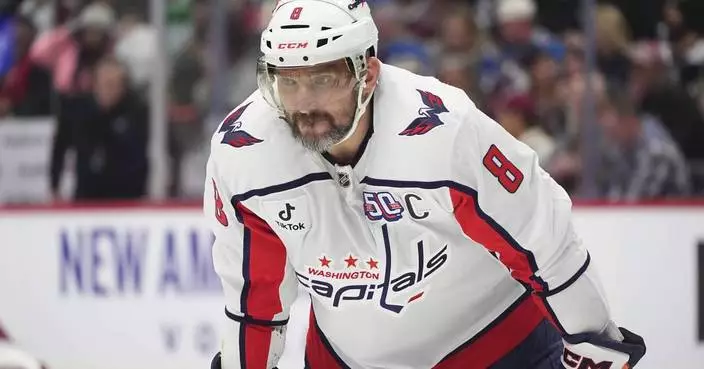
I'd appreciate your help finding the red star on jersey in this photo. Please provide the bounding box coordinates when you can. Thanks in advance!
[366,257,379,269]
[319,256,331,268]
[344,255,358,268]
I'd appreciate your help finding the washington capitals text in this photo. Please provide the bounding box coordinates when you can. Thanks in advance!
[219,102,263,148]
[399,89,449,136]
[296,225,449,314]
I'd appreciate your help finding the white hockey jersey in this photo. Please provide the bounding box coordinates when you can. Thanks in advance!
[204,63,614,369]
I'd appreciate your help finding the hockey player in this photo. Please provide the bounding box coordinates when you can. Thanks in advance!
[0,322,44,369]
[204,0,646,368]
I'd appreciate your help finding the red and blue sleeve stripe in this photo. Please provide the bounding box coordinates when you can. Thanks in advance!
[234,203,289,369]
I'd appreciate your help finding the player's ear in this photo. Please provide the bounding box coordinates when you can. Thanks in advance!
[364,56,381,94]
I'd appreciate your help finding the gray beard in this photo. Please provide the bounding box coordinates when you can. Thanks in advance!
[296,133,340,152]
[284,117,354,153]
[285,84,366,152]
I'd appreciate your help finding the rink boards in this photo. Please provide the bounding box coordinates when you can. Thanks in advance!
[0,204,702,369]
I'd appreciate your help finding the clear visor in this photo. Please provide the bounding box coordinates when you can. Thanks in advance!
[257,58,361,114]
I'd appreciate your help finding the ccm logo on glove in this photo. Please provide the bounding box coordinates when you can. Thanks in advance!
[563,348,614,369]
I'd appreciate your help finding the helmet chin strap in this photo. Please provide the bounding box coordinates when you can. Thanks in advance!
[333,78,375,146]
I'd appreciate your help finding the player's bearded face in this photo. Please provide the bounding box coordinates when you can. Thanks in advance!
[276,61,358,152]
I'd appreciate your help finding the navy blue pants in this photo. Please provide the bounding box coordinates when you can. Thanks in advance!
[489,320,564,369]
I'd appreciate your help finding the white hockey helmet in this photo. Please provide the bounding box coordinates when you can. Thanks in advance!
[260,0,378,67]
[257,0,379,145]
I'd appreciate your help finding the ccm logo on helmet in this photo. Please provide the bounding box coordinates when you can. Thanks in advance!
[278,42,308,49]
[348,0,366,10]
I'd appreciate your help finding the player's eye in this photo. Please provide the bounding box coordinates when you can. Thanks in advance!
[279,77,298,87]
[311,74,335,87]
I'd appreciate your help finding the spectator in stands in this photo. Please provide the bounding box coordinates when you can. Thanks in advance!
[167,1,261,197]
[526,49,566,140]
[30,2,115,96]
[547,72,606,196]
[562,31,585,79]
[168,8,206,198]
[19,0,54,34]
[629,41,704,162]
[628,41,704,194]
[50,58,149,201]
[222,3,261,109]
[437,54,483,108]
[594,4,632,87]
[596,86,691,201]
[374,0,408,53]
[479,0,531,96]
[562,69,607,142]
[492,93,555,166]
[434,3,483,64]
[430,3,484,103]
[479,0,563,96]
[0,15,52,117]
[377,0,445,41]
[558,34,590,144]
[115,10,156,96]
[384,41,432,76]
[663,0,704,96]
[375,0,431,76]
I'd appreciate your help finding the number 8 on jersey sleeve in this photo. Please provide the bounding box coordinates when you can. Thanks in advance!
[482,144,524,193]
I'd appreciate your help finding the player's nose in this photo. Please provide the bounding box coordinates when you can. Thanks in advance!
[286,86,321,112]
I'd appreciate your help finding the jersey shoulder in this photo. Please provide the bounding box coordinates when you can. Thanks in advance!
[207,90,321,196]
[208,90,279,148]
[375,63,477,141]
[368,64,479,180]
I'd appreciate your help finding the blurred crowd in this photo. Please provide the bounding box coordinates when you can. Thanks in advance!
[373,0,704,200]
[2,0,704,202]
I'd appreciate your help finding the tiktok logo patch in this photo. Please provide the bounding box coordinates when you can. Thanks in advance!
[278,203,295,221]
[262,197,310,234]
